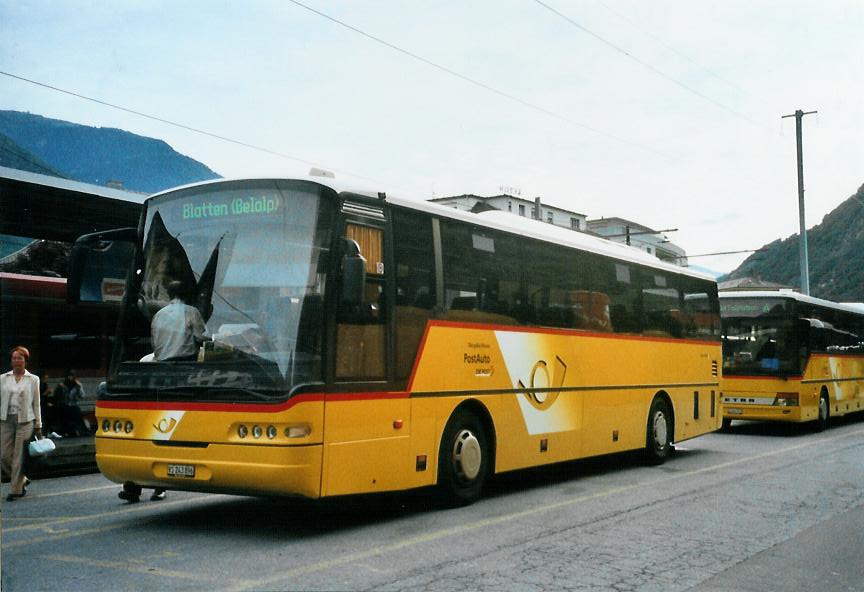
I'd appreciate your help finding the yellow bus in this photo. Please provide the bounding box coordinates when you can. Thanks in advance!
[720,291,864,431]
[74,177,721,504]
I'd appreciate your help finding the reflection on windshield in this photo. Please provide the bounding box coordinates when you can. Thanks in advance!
[109,180,334,399]
[721,299,799,376]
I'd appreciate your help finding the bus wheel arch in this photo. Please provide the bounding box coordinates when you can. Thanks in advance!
[644,392,674,465]
[437,401,495,506]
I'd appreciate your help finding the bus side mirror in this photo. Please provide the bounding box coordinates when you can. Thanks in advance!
[341,238,366,307]
[68,227,137,305]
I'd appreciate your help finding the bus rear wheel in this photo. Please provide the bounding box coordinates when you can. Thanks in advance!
[438,409,489,506]
[645,397,673,465]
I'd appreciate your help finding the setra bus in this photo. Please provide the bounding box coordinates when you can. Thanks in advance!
[720,290,864,431]
[73,177,722,504]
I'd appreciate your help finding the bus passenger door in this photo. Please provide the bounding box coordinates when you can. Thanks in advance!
[324,219,411,495]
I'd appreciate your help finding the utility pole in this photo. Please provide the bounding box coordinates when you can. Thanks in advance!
[782,108,817,295]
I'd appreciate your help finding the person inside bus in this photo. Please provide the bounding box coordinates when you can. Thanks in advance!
[1,346,42,501]
[150,280,208,361]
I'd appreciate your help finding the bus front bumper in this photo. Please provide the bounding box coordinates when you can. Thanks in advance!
[723,404,804,423]
[96,437,323,499]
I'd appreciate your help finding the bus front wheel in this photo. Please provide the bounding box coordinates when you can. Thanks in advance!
[645,397,673,465]
[438,409,489,506]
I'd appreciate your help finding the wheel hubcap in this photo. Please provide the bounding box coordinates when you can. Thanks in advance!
[453,429,482,480]
[653,411,668,449]
[820,397,828,420]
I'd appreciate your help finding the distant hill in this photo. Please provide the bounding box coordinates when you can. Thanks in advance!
[0,131,68,177]
[0,110,220,193]
[723,183,864,302]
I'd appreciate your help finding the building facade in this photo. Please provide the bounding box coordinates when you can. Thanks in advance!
[587,217,687,266]
[429,194,588,232]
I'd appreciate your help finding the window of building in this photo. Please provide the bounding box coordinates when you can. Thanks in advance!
[508,202,512,212]
[571,218,580,230]
[547,212,554,224]
[518,204,525,216]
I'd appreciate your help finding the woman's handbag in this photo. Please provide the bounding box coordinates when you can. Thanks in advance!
[28,436,56,457]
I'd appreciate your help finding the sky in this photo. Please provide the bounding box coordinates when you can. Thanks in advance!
[1,0,862,275]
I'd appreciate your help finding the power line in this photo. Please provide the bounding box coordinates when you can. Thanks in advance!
[0,70,390,188]
[596,1,772,108]
[285,0,670,159]
[533,0,773,132]
[675,248,766,259]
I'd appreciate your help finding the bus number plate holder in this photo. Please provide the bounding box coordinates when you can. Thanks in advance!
[167,464,196,478]
[727,408,743,415]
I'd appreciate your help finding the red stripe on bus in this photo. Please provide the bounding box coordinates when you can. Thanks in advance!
[405,321,435,391]
[425,319,719,346]
[97,394,325,413]
[96,391,409,413]
[324,391,409,402]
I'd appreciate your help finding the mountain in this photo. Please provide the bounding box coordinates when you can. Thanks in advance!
[0,131,68,177]
[723,183,864,302]
[0,110,220,193]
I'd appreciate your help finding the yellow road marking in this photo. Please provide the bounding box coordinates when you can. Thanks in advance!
[4,524,135,549]
[5,426,864,588]
[43,553,257,587]
[3,493,225,535]
[231,426,864,592]
[26,484,119,499]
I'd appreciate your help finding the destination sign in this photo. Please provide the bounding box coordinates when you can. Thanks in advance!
[720,298,786,317]
[180,193,281,220]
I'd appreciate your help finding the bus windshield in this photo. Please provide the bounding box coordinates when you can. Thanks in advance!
[108,180,335,400]
[721,297,801,376]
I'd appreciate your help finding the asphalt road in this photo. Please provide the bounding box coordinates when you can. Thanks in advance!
[3,416,864,592]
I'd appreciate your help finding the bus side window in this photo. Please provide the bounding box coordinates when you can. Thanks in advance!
[392,210,436,381]
[606,262,641,334]
[440,221,520,326]
[336,224,386,381]
[641,272,681,337]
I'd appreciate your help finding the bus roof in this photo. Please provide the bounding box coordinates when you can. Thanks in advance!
[720,290,864,316]
[147,176,715,282]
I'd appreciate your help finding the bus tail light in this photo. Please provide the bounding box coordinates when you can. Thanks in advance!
[773,392,799,407]
[285,424,311,438]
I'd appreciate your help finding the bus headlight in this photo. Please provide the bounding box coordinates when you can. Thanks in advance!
[238,425,248,439]
[124,421,134,433]
[774,392,799,406]
[285,424,311,438]
[252,425,263,439]
[266,425,277,439]
[113,420,123,433]
[102,419,111,432]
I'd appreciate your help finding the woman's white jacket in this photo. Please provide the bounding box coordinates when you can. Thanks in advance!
[0,370,42,427]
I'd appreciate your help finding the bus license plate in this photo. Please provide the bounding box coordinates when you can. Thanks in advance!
[167,464,196,478]
[727,408,743,415]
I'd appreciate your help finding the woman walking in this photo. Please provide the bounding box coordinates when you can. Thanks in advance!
[1,346,42,501]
